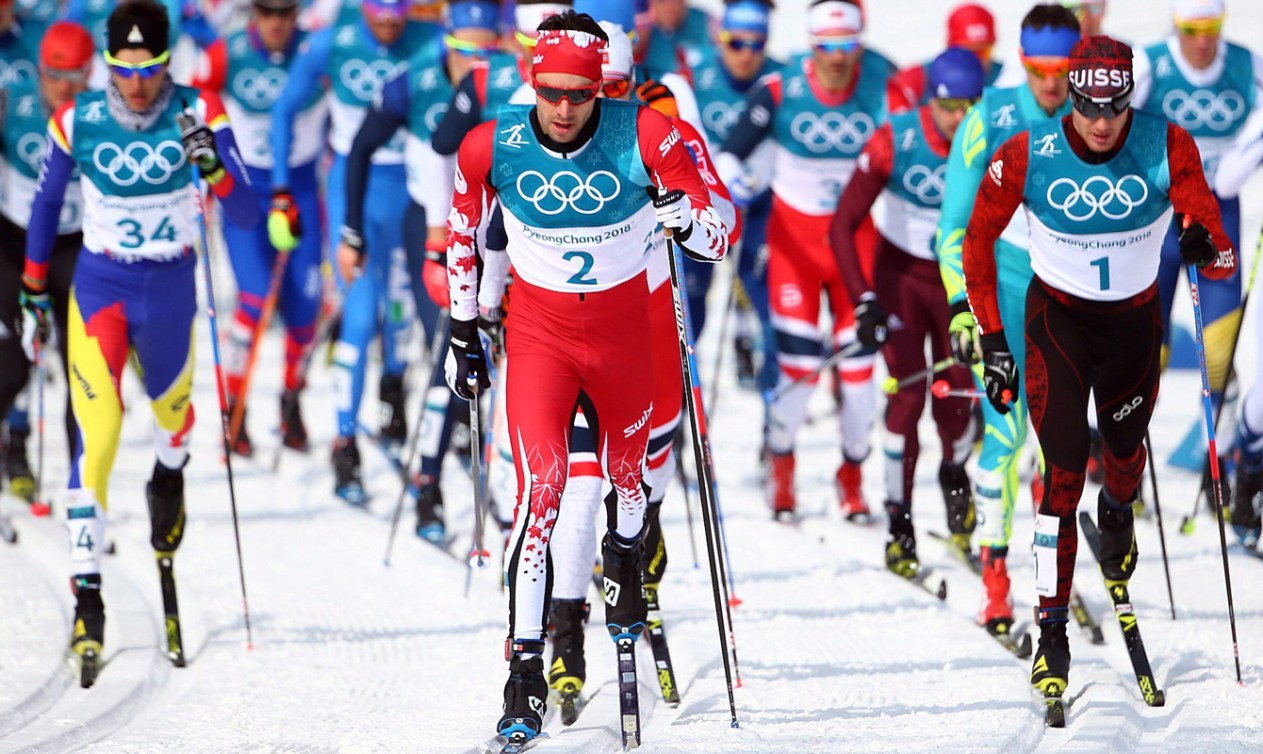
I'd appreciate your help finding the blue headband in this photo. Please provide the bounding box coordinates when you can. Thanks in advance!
[1019,25,1080,58]
[448,0,500,31]
[722,2,770,35]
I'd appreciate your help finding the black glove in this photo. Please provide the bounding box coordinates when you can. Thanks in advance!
[178,118,223,179]
[479,307,504,360]
[853,293,889,349]
[1178,217,1216,267]
[980,332,1018,415]
[449,317,489,400]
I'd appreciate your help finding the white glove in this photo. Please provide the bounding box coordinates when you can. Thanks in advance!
[652,189,693,239]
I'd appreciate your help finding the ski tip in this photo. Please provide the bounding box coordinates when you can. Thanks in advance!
[1151,689,1166,707]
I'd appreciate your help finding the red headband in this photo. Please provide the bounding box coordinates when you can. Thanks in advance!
[531,29,605,83]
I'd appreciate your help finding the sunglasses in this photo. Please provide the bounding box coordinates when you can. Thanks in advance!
[1061,1,1105,19]
[601,78,630,99]
[1021,55,1070,78]
[812,35,861,54]
[104,50,170,79]
[444,34,498,57]
[1070,87,1132,119]
[42,66,90,84]
[934,96,979,112]
[1175,15,1224,35]
[536,82,600,105]
[719,32,766,53]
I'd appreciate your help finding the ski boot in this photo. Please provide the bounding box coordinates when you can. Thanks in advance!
[1031,612,1070,726]
[766,450,796,520]
[601,533,647,640]
[279,389,309,451]
[979,546,1015,635]
[225,399,253,457]
[641,502,667,592]
[332,437,366,505]
[548,599,588,725]
[884,501,919,578]
[498,643,548,743]
[70,574,105,688]
[379,373,407,459]
[4,427,35,502]
[837,460,871,523]
[1097,489,1138,583]
[734,334,757,390]
[1232,454,1262,548]
[939,461,975,557]
[146,461,187,552]
[414,474,446,543]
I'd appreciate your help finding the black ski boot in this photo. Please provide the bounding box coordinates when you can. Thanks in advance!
[548,599,588,724]
[939,461,976,556]
[279,389,309,451]
[1031,612,1070,725]
[146,460,187,553]
[601,533,646,639]
[4,427,35,502]
[332,437,366,505]
[70,574,105,688]
[498,646,548,743]
[225,400,253,457]
[1233,453,1262,548]
[1202,457,1233,520]
[1097,489,1138,583]
[379,373,407,451]
[414,474,445,542]
[885,500,919,578]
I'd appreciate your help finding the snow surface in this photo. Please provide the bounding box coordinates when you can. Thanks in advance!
[4,1,1263,752]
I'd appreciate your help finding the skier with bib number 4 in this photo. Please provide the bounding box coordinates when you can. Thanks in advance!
[20,0,259,686]
[962,34,1235,720]
[444,12,727,745]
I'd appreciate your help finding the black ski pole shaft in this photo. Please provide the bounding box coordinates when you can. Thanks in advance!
[663,228,740,726]
[384,309,451,566]
[1144,431,1176,620]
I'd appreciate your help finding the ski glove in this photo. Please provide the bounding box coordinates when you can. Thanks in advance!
[423,240,450,309]
[948,301,981,365]
[17,282,49,362]
[269,190,301,252]
[637,79,678,118]
[652,188,694,244]
[446,317,489,400]
[178,120,223,180]
[853,293,889,349]
[980,332,1017,415]
[1177,218,1217,268]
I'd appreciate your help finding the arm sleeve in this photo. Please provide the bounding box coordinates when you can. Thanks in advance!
[432,70,484,157]
[270,27,332,189]
[639,107,728,262]
[447,122,497,322]
[935,102,989,307]
[718,78,777,162]
[962,133,1029,337]
[675,118,740,245]
[1132,47,1154,111]
[24,107,76,288]
[478,246,511,311]
[201,91,261,228]
[1167,123,1237,280]
[830,124,893,304]
[189,39,228,92]
[1214,109,1263,198]
[344,71,410,236]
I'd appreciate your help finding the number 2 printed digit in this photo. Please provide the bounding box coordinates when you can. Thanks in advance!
[563,251,597,286]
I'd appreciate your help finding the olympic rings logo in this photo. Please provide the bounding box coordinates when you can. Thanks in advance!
[92,141,186,186]
[789,111,874,153]
[232,68,287,109]
[1046,175,1149,222]
[1161,89,1245,132]
[339,59,398,100]
[702,101,742,139]
[515,170,621,215]
[902,164,946,204]
[16,133,47,171]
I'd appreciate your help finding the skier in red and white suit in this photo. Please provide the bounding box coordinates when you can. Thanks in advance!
[443,13,727,740]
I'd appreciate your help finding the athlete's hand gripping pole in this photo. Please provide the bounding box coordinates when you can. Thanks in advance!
[177,106,254,651]
[883,357,957,395]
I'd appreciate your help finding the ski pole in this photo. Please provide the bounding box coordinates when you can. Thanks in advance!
[465,347,500,598]
[930,379,1011,405]
[1188,261,1243,684]
[881,357,956,395]
[33,335,46,515]
[661,219,740,726]
[227,248,290,452]
[763,340,865,404]
[1144,431,1176,620]
[178,108,253,650]
[1182,225,1262,535]
[384,309,451,566]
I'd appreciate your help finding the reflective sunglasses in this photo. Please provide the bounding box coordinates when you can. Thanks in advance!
[103,50,171,79]
[515,30,538,49]
[601,78,631,99]
[444,34,498,57]
[812,35,861,54]
[934,96,979,112]
[1175,15,1224,35]
[1069,87,1132,119]
[536,82,600,105]
[1021,55,1070,78]
[719,32,767,53]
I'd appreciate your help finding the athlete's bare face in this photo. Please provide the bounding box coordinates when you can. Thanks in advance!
[1178,27,1219,70]
[1026,70,1069,114]
[1072,107,1127,152]
[111,48,167,111]
[534,71,597,144]
[253,5,299,53]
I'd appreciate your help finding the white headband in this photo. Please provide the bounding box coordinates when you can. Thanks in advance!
[515,3,570,35]
[808,1,862,37]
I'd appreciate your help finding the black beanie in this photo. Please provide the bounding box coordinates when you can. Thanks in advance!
[107,0,170,58]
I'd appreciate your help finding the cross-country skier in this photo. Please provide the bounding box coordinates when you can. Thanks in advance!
[831,46,983,577]
[1061,0,1106,36]
[270,0,436,502]
[887,3,1004,114]
[340,0,500,536]
[191,0,330,457]
[444,12,727,742]
[935,2,1079,639]
[0,22,94,503]
[963,33,1235,710]
[643,0,713,71]
[1133,0,1263,508]
[20,0,258,683]
[716,0,896,519]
